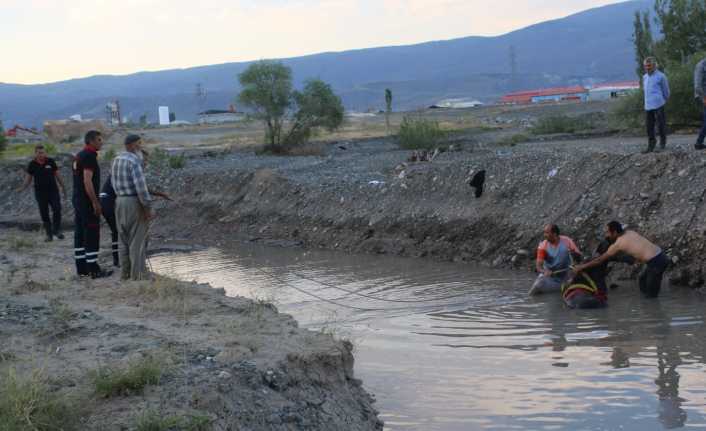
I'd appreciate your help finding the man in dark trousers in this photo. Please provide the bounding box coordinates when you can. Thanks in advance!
[642,57,670,153]
[72,130,112,279]
[17,145,66,241]
[694,56,706,150]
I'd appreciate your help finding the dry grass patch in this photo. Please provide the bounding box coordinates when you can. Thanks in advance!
[90,353,168,398]
[3,236,35,252]
[134,410,212,431]
[0,368,80,431]
[120,276,202,315]
[12,278,50,295]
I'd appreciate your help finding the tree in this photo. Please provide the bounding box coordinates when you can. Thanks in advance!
[238,60,344,152]
[654,0,706,64]
[632,10,654,80]
[385,89,393,133]
[238,60,293,150]
[0,121,7,153]
[284,79,344,147]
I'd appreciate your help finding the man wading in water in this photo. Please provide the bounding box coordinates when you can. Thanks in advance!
[529,224,582,295]
[574,221,670,298]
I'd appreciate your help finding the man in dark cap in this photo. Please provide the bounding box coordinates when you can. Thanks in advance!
[111,134,154,280]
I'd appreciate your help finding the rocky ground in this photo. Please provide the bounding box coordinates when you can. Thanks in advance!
[0,229,382,430]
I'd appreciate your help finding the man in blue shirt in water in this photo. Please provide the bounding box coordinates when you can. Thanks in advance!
[529,224,583,295]
[642,57,671,153]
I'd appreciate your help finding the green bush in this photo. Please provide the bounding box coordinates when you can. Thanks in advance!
[611,90,645,130]
[103,147,117,163]
[497,133,530,146]
[0,368,78,431]
[168,153,186,169]
[397,117,447,149]
[531,115,595,135]
[150,148,186,170]
[664,54,705,127]
[0,126,7,153]
[90,355,165,398]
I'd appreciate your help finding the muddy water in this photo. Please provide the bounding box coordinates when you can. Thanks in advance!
[150,244,706,431]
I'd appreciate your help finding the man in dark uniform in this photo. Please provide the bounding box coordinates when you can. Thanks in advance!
[17,145,66,241]
[73,130,112,279]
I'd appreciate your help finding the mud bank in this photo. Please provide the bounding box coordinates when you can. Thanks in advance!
[0,229,382,430]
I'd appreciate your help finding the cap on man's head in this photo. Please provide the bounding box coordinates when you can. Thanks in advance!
[124,134,142,146]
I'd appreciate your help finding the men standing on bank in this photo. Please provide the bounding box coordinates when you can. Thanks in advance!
[642,57,671,153]
[529,224,582,295]
[17,145,66,242]
[574,221,670,298]
[694,55,706,150]
[112,135,154,281]
[73,130,112,279]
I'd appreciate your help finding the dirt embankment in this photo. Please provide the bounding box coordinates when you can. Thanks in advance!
[144,134,706,289]
[0,229,382,430]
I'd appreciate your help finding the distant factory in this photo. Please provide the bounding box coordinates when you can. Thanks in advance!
[499,81,639,105]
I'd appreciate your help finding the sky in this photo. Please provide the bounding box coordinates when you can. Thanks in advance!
[1,0,627,85]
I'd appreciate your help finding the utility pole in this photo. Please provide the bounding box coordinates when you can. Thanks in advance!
[509,45,518,91]
[195,83,207,118]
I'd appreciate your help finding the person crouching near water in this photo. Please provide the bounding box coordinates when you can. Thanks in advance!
[529,224,583,295]
[574,221,670,298]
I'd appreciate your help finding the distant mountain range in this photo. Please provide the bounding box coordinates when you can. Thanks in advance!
[0,0,651,128]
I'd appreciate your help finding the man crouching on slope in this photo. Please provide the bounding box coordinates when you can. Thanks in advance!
[529,224,582,295]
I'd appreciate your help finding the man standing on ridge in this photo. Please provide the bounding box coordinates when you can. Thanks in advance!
[642,57,670,153]
[574,221,669,298]
[73,130,112,279]
[529,224,582,295]
[112,134,155,281]
[17,145,66,242]
[694,56,706,150]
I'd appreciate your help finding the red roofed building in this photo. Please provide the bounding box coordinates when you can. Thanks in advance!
[499,86,588,105]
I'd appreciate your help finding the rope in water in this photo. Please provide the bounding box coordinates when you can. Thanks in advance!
[288,269,472,304]
[249,265,426,312]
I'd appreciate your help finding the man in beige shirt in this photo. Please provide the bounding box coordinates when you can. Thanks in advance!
[574,221,670,298]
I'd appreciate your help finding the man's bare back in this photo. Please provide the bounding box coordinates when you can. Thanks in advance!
[609,230,661,263]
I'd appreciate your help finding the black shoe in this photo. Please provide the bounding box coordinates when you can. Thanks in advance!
[696,143,706,150]
[55,232,65,240]
[45,235,53,242]
[642,148,654,154]
[91,269,114,279]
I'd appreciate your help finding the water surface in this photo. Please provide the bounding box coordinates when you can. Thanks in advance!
[150,244,706,431]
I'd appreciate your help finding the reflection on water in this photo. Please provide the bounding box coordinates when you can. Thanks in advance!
[150,244,706,431]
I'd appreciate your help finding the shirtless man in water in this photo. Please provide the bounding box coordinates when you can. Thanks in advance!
[574,221,670,298]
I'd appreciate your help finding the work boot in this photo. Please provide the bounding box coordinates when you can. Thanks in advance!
[90,268,114,279]
[43,223,53,242]
[642,139,656,154]
[696,143,706,150]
